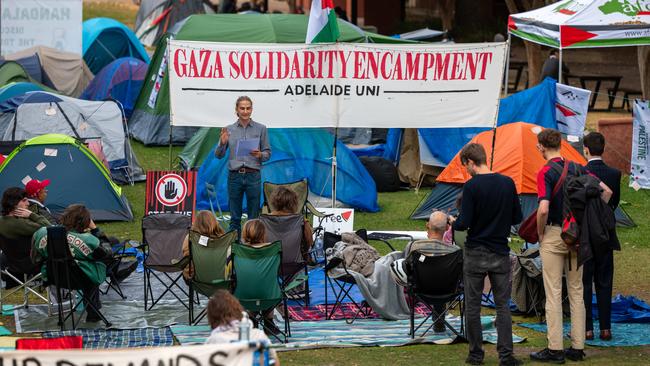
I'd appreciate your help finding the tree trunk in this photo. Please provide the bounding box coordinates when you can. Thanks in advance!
[439,0,456,32]
[505,0,546,86]
[638,46,650,99]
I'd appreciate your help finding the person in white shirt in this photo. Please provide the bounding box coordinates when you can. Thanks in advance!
[205,289,279,365]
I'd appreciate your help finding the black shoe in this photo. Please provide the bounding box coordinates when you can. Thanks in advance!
[564,347,585,361]
[499,356,524,366]
[465,356,484,365]
[530,348,565,364]
[434,319,446,333]
[264,319,281,336]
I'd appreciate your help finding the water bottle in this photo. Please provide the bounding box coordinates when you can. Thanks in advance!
[239,311,251,341]
[314,235,324,262]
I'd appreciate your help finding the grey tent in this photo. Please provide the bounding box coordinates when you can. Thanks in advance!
[135,0,213,47]
[0,91,144,184]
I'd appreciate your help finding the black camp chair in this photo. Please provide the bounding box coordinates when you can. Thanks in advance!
[322,229,399,322]
[406,248,464,339]
[141,213,192,311]
[45,226,111,330]
[0,234,48,311]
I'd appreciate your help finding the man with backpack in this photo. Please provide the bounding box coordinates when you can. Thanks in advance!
[531,129,612,363]
[582,132,621,341]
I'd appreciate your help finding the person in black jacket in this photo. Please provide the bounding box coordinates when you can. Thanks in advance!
[450,143,523,366]
[582,132,621,341]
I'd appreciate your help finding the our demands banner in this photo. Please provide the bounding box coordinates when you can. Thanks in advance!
[631,100,650,190]
[168,41,507,128]
[1,0,82,56]
[0,342,255,366]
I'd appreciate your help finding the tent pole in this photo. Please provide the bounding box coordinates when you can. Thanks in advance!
[168,124,173,169]
[558,48,563,83]
[332,127,337,208]
[503,33,512,97]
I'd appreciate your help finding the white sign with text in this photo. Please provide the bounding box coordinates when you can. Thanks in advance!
[1,0,82,56]
[313,207,355,235]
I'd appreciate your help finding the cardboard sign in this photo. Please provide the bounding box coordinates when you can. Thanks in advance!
[145,171,196,216]
[168,41,507,129]
[1,0,82,56]
[313,208,354,234]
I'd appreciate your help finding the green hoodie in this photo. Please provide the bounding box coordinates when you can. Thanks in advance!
[32,227,106,285]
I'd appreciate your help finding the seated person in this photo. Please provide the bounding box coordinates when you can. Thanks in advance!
[400,211,460,332]
[205,289,279,365]
[182,210,227,281]
[241,219,280,335]
[268,187,314,261]
[32,204,110,322]
[25,179,57,224]
[0,187,51,287]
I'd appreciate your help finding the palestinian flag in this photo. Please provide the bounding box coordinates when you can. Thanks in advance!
[306,0,340,44]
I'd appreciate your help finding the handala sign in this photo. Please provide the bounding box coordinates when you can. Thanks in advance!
[0,0,82,56]
[313,208,354,234]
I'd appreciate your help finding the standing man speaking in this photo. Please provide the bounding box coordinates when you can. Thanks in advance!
[215,96,271,235]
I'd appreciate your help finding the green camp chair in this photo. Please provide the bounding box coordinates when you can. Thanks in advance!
[262,179,325,218]
[232,241,289,343]
[188,229,237,325]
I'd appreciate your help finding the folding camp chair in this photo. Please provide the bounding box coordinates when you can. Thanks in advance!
[323,229,393,322]
[232,241,289,343]
[259,214,311,307]
[188,229,237,325]
[0,234,49,311]
[141,213,192,311]
[45,226,111,330]
[513,247,545,322]
[406,248,464,339]
[262,179,325,218]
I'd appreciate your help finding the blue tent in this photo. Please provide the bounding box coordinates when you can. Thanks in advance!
[0,82,44,104]
[418,77,558,166]
[196,128,379,213]
[80,57,148,118]
[82,18,150,74]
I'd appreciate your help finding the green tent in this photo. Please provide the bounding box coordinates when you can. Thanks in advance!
[0,61,57,93]
[130,13,414,146]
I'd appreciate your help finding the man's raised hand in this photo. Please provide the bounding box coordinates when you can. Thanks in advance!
[220,128,229,145]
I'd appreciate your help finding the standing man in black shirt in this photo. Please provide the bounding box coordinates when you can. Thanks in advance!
[451,143,523,366]
[582,132,621,342]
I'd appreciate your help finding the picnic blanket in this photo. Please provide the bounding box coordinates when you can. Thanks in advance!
[519,322,650,347]
[171,315,525,349]
[42,328,174,349]
[287,302,432,321]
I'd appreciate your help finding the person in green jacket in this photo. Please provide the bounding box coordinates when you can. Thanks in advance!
[32,204,108,322]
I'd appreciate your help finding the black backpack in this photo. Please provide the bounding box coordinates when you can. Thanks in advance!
[550,161,601,248]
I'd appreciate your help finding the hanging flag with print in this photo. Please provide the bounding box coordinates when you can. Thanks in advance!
[556,83,590,138]
[631,99,650,190]
[306,0,340,43]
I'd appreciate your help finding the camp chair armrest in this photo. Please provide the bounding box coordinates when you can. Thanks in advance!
[306,201,326,217]
[283,274,308,292]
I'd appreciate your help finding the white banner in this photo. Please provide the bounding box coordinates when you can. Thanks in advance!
[631,99,650,190]
[313,208,354,234]
[0,343,255,366]
[0,0,83,56]
[168,41,507,128]
[556,83,590,138]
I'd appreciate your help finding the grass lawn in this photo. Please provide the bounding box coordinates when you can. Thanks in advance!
[1,2,646,364]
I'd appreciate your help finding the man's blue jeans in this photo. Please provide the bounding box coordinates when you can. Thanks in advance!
[228,170,261,234]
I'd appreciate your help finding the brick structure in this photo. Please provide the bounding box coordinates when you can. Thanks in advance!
[598,117,632,174]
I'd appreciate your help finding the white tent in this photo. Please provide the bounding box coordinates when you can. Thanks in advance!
[509,0,650,49]
[508,0,650,85]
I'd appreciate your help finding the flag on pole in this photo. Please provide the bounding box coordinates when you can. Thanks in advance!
[306,0,340,43]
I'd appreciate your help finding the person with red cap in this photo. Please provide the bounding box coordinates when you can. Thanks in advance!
[25,179,56,224]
